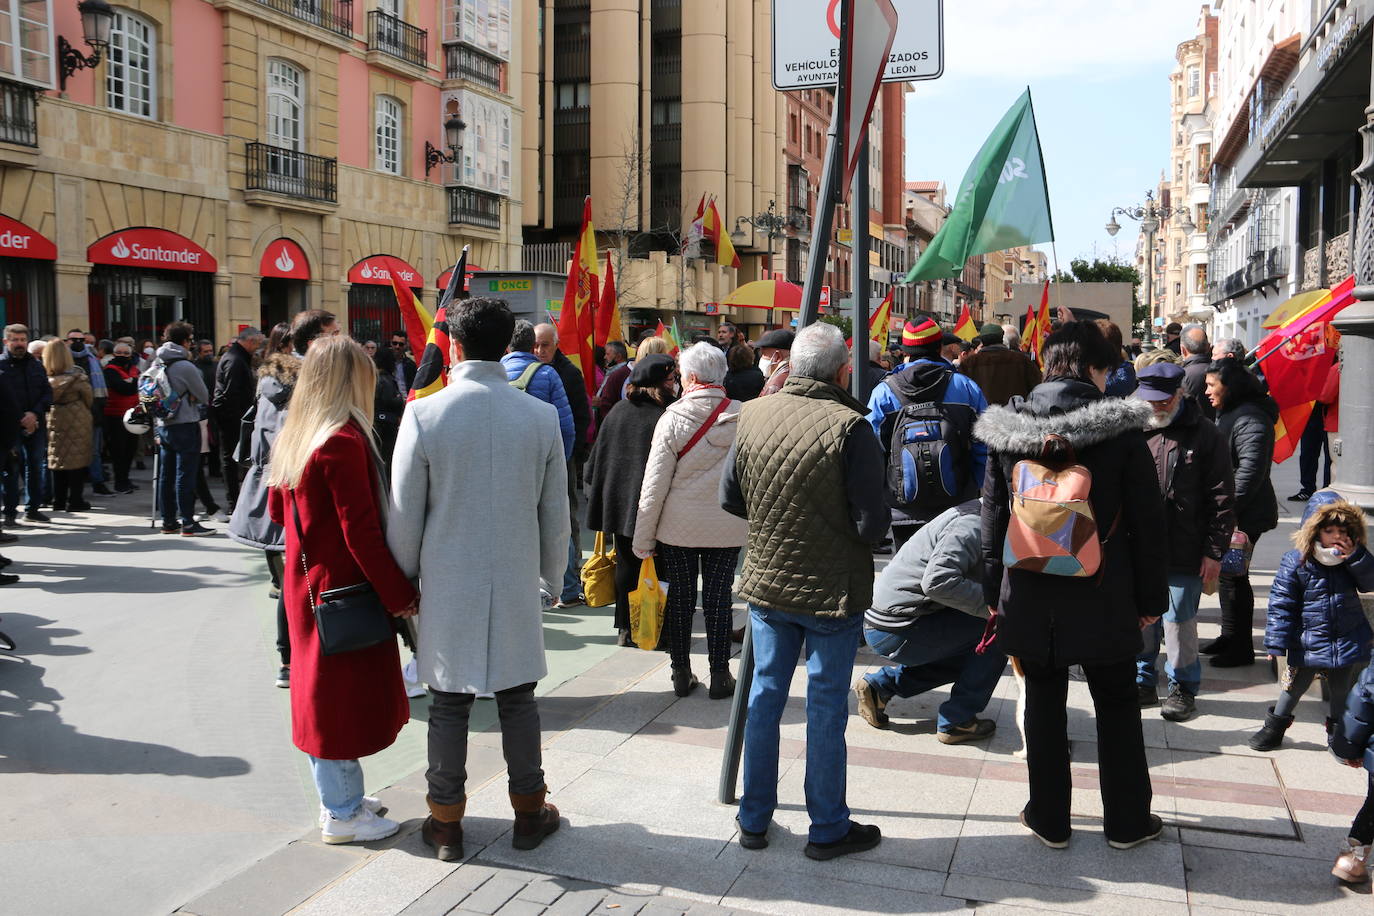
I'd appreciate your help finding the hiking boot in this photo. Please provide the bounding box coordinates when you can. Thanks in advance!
[938,718,996,744]
[804,822,881,860]
[1248,707,1294,751]
[1199,635,1230,656]
[672,667,699,697]
[423,797,466,861]
[320,807,399,845]
[510,787,560,850]
[1107,814,1164,850]
[1019,809,1070,849]
[1333,837,1371,884]
[736,816,768,850]
[853,678,890,729]
[1137,685,1159,708]
[1160,688,1197,722]
[708,669,736,700]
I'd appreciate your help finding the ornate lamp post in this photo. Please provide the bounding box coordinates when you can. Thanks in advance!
[58,0,115,92]
[424,115,466,177]
[731,199,791,274]
[1106,190,1194,346]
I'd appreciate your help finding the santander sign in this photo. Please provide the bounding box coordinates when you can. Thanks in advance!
[348,256,423,287]
[88,228,217,273]
[260,239,310,280]
[0,215,57,260]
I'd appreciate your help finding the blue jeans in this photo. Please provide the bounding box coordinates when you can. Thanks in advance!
[562,535,581,602]
[88,421,104,484]
[308,755,364,820]
[1298,405,1331,494]
[863,610,1008,731]
[3,429,47,514]
[1136,573,1203,696]
[157,422,201,528]
[739,604,861,844]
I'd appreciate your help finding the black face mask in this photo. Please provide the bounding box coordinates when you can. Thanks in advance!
[69,340,85,354]
[112,355,133,368]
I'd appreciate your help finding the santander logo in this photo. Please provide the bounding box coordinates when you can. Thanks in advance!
[111,237,131,259]
[274,248,295,273]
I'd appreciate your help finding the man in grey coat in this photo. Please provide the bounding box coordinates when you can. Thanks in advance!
[387,297,569,863]
[853,499,1008,743]
[152,321,212,537]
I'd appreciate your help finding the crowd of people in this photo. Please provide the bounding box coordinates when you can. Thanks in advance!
[4,301,1372,883]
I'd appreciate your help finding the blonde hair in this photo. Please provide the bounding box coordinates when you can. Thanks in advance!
[1133,347,1180,372]
[266,336,377,489]
[636,336,672,357]
[43,339,73,374]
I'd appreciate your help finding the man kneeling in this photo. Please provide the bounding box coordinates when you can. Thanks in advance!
[854,499,1008,743]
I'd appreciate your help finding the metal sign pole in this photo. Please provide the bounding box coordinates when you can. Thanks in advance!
[851,130,871,404]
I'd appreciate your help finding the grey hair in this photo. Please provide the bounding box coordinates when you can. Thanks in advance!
[1214,337,1246,360]
[1181,323,1209,355]
[679,341,727,385]
[510,319,536,353]
[1002,325,1022,349]
[606,340,628,362]
[869,339,882,361]
[791,322,849,381]
[534,322,558,344]
[237,325,263,342]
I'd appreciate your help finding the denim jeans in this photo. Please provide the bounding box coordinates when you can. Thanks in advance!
[739,603,861,844]
[308,755,364,820]
[863,610,1008,731]
[1136,573,1203,696]
[561,535,582,602]
[88,420,105,484]
[3,429,47,514]
[157,422,201,528]
[1298,405,1331,494]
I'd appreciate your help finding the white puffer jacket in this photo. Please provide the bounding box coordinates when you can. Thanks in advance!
[633,387,749,553]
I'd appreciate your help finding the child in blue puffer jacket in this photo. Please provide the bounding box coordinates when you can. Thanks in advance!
[1249,491,1374,752]
[1330,658,1374,883]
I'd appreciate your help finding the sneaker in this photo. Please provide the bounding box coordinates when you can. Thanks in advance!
[23,510,49,523]
[68,500,92,512]
[92,483,113,496]
[554,595,585,609]
[0,572,17,586]
[1137,685,1159,708]
[853,678,890,729]
[114,484,136,495]
[737,816,768,850]
[3,512,16,526]
[181,522,217,537]
[0,532,17,544]
[1287,490,1314,503]
[160,524,180,535]
[1333,836,1371,884]
[320,807,400,845]
[319,795,385,829]
[804,822,881,860]
[402,658,427,698]
[0,555,12,568]
[1107,814,1164,850]
[1019,810,1070,849]
[938,718,996,745]
[1160,688,1197,722]
[275,665,290,688]
[268,587,281,600]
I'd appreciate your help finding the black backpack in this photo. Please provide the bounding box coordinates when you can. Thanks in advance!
[883,369,978,521]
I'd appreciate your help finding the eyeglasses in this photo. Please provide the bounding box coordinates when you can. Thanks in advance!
[67,337,83,343]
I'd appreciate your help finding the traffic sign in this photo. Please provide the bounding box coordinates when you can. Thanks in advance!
[820,285,831,311]
[772,0,943,90]
[842,0,899,185]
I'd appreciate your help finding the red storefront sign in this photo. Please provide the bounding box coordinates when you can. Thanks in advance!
[88,228,217,273]
[348,256,422,287]
[435,264,482,290]
[260,239,310,280]
[0,215,56,260]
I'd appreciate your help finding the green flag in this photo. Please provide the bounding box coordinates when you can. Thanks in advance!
[905,89,1054,283]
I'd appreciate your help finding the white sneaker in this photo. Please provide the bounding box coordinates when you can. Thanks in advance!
[320,805,398,844]
[211,511,231,523]
[402,658,427,698]
[318,794,384,828]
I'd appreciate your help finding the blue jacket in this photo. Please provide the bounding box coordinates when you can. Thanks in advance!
[1264,491,1374,670]
[1331,657,1374,774]
[0,348,52,424]
[501,351,575,459]
[1105,361,1137,398]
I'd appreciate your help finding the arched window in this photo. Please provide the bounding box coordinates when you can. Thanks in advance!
[106,9,156,119]
[375,94,401,174]
[267,59,304,151]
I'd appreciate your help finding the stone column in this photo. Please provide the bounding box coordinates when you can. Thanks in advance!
[1333,95,1374,509]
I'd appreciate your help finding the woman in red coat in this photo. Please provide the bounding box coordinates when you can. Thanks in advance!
[267,335,418,845]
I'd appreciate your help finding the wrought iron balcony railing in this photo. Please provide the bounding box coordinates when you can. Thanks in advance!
[252,0,352,36]
[448,186,501,230]
[368,10,428,69]
[245,142,338,203]
[444,43,502,90]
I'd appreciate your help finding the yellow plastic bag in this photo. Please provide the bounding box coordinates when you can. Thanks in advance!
[580,532,618,608]
[628,556,667,651]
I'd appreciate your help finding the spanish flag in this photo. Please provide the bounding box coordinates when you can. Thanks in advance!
[1022,303,1038,356]
[558,197,600,400]
[1034,280,1052,366]
[953,302,978,342]
[595,250,624,347]
[655,319,680,357]
[704,198,741,269]
[869,289,893,343]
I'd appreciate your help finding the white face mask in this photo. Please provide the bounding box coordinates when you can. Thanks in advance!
[1314,545,1347,567]
[759,357,775,376]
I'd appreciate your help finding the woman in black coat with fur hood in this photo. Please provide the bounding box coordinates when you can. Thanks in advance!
[976,320,1168,851]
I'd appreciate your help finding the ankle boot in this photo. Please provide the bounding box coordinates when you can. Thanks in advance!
[510,786,560,850]
[1248,707,1294,751]
[1199,635,1231,655]
[671,666,699,697]
[708,669,736,700]
[1333,836,1371,884]
[421,796,466,861]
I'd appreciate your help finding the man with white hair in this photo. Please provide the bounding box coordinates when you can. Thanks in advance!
[720,321,889,861]
[532,322,591,607]
[1178,324,1214,421]
[1212,337,1246,362]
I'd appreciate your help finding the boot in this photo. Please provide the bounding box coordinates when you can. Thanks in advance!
[1199,635,1231,656]
[1248,707,1294,751]
[708,669,736,700]
[672,667,699,697]
[421,796,465,861]
[1332,837,1371,884]
[510,786,560,850]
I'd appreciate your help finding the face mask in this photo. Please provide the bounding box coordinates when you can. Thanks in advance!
[69,340,85,353]
[1314,545,1347,567]
[759,357,775,376]
[113,355,132,367]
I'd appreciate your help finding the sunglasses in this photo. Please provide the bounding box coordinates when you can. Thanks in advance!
[390,341,406,347]
[67,337,84,343]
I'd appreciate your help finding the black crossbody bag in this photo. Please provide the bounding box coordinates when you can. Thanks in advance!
[291,496,394,656]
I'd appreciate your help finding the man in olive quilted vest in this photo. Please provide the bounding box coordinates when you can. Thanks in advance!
[720,322,889,861]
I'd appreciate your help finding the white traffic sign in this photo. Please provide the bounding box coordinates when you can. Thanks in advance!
[772,0,942,90]
[843,0,899,185]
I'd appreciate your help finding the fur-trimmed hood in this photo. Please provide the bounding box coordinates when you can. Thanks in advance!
[1294,492,1367,560]
[974,379,1153,457]
[258,351,301,409]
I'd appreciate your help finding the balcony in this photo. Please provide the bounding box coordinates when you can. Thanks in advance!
[368,10,428,71]
[553,36,590,80]
[787,205,811,234]
[1205,245,1287,307]
[244,142,338,209]
[251,0,352,36]
[448,186,502,231]
[523,242,572,273]
[445,43,502,90]
[0,80,39,149]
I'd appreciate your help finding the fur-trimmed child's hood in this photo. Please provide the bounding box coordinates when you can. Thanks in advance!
[257,351,301,408]
[1294,491,1368,559]
[974,381,1154,457]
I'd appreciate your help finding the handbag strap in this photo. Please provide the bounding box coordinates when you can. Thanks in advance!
[290,495,319,609]
[677,397,731,460]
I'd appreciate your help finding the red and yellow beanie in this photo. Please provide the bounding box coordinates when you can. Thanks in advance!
[901,318,941,349]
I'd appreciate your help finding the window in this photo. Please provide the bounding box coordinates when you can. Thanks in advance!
[1196,203,1208,232]
[375,94,401,174]
[1194,263,1207,293]
[1188,67,1201,98]
[106,8,156,118]
[266,60,304,152]
[0,0,53,87]
[789,113,798,143]
[555,80,589,109]
[805,126,812,155]
[1174,238,1183,264]
[650,99,679,125]
[1197,142,1211,172]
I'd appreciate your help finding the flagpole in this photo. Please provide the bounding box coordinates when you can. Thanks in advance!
[1049,241,1065,314]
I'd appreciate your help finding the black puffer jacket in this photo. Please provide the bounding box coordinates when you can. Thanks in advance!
[583,394,667,538]
[976,378,1168,667]
[1145,397,1236,573]
[1216,391,1279,537]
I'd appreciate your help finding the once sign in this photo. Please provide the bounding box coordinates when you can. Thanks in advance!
[772,0,943,90]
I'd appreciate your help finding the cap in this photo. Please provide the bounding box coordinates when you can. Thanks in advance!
[629,353,676,388]
[752,329,795,350]
[1134,362,1185,401]
[940,333,964,348]
[901,318,942,350]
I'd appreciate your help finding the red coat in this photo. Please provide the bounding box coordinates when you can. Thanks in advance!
[268,423,416,760]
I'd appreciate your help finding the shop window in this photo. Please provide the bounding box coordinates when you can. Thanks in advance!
[0,256,55,335]
[267,59,304,152]
[87,266,212,345]
[106,8,156,119]
[375,94,402,174]
[0,0,54,88]
[348,283,416,341]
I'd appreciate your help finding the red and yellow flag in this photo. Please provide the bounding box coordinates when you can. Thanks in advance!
[1034,280,1052,366]
[384,256,434,354]
[704,198,741,269]
[595,251,623,347]
[953,302,977,342]
[869,289,893,343]
[655,319,680,357]
[559,197,600,401]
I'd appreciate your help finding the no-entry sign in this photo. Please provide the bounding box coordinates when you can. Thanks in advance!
[772,0,943,90]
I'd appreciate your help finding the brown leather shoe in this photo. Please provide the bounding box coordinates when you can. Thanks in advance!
[422,796,465,861]
[510,786,561,850]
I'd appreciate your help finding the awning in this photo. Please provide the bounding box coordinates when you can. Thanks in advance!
[0,214,56,260]
[260,239,310,280]
[348,256,422,287]
[88,228,217,273]
[1261,287,1331,328]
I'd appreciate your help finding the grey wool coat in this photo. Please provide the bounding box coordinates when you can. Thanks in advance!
[386,360,569,694]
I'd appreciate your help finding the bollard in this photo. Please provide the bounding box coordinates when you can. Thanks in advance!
[717,621,752,804]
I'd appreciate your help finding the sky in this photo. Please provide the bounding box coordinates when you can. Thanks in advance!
[902,0,1202,270]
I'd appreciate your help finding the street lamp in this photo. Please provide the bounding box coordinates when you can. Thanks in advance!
[731,199,790,275]
[58,0,115,92]
[1106,190,1188,346]
[424,115,466,177]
